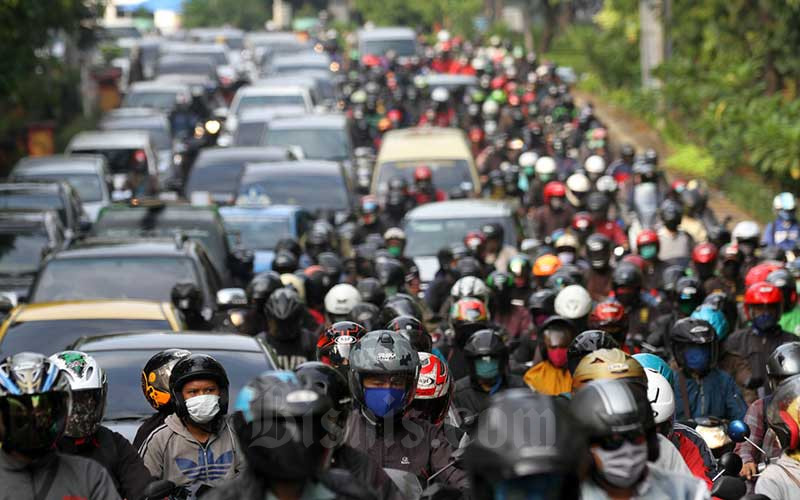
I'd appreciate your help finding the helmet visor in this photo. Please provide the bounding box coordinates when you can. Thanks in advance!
[66,388,105,438]
[2,393,69,453]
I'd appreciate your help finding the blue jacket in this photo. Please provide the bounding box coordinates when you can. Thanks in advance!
[762,219,800,251]
[672,368,747,421]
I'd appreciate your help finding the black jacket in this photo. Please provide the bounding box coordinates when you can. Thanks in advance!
[133,412,167,452]
[258,328,318,370]
[332,445,403,500]
[203,468,378,500]
[452,374,526,432]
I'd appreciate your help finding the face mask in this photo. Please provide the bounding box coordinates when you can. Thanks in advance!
[533,312,549,328]
[387,245,402,257]
[778,210,795,221]
[678,300,698,316]
[639,244,657,260]
[592,441,648,489]
[364,387,405,418]
[752,312,779,334]
[185,394,220,424]
[550,197,564,211]
[683,345,711,372]
[663,219,680,231]
[547,347,568,368]
[539,173,553,183]
[475,358,500,380]
[557,252,574,265]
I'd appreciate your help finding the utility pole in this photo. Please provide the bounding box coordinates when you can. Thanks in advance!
[639,0,664,89]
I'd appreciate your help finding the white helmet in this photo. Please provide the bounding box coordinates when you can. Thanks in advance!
[534,156,556,175]
[324,283,361,316]
[554,285,592,319]
[431,87,450,103]
[644,368,675,425]
[482,99,499,117]
[518,151,539,168]
[436,30,451,43]
[471,57,487,72]
[555,233,579,250]
[49,351,107,438]
[584,155,606,175]
[595,175,618,194]
[773,192,796,212]
[383,227,406,241]
[281,273,306,303]
[732,220,760,242]
[566,173,591,194]
[450,276,489,304]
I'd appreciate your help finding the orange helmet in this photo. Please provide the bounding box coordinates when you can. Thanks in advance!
[533,254,562,277]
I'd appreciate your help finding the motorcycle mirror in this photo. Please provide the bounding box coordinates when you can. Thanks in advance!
[727,420,751,443]
[0,295,14,316]
[217,288,247,309]
[143,479,175,499]
[718,452,743,476]
[710,476,746,500]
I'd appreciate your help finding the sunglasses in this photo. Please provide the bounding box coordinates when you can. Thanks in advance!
[595,432,646,451]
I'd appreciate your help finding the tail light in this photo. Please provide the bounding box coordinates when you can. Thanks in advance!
[133,149,147,164]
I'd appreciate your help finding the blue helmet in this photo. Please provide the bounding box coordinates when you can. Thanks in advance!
[691,304,730,341]
[633,353,674,386]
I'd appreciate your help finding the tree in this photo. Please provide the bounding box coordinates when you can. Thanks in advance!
[181,0,271,31]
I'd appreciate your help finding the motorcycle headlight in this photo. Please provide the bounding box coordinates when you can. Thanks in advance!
[205,120,221,135]
[695,424,731,449]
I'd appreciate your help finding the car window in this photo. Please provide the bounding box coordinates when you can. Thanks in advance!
[263,128,349,161]
[221,214,291,250]
[1,319,172,356]
[32,257,199,303]
[0,191,67,225]
[238,170,350,212]
[405,217,515,257]
[0,230,51,275]
[186,162,246,199]
[14,173,103,203]
[69,148,150,176]
[122,92,178,110]
[362,39,415,57]
[236,94,306,114]
[377,159,473,193]
[233,122,267,147]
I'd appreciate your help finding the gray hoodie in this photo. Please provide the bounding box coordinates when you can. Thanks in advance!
[0,450,121,500]
[755,453,800,499]
[138,413,244,489]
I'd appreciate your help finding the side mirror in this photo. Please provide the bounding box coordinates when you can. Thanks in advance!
[710,475,746,500]
[727,420,751,443]
[213,107,228,120]
[79,216,92,234]
[143,479,176,500]
[718,451,743,476]
[0,295,14,316]
[216,288,247,309]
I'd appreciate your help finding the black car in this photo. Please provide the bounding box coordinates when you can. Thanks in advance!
[0,181,90,242]
[0,210,66,303]
[72,331,277,442]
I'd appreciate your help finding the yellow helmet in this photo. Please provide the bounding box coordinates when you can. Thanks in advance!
[571,348,645,392]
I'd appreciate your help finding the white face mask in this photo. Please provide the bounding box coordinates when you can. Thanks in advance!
[185,394,220,424]
[592,440,648,488]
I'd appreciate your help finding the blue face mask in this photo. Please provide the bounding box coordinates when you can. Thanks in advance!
[475,358,500,380]
[753,312,779,334]
[684,345,711,372]
[364,387,406,418]
[639,244,658,260]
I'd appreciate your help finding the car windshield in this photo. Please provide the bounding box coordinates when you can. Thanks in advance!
[157,60,212,77]
[233,122,267,147]
[14,173,103,203]
[91,348,272,419]
[1,319,171,356]
[186,162,246,201]
[221,214,290,250]
[0,191,66,225]
[69,148,148,175]
[363,39,416,57]
[0,231,50,275]
[405,217,515,257]
[273,62,329,73]
[238,170,349,212]
[264,128,349,161]
[122,92,178,110]
[237,94,306,113]
[32,257,199,302]
[377,159,473,193]
[104,124,171,151]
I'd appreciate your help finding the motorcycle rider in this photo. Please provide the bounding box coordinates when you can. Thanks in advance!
[566,329,620,374]
[481,222,517,271]
[352,195,385,245]
[587,191,628,249]
[522,316,575,394]
[657,199,695,263]
[530,180,574,239]
[756,374,800,499]
[768,267,800,336]
[51,351,152,500]
[636,228,668,290]
[732,220,762,275]
[259,287,318,370]
[381,176,415,227]
[588,300,629,348]
[586,233,614,300]
[486,270,532,339]
[316,320,368,374]
[763,192,800,252]
[410,165,447,205]
[0,352,121,500]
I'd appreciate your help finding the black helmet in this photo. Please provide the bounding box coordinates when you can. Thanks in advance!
[386,315,433,353]
[317,252,343,285]
[169,354,230,431]
[586,191,610,214]
[586,233,612,269]
[275,237,302,258]
[347,302,381,331]
[388,176,408,192]
[621,143,635,159]
[659,199,683,228]
[247,271,282,308]
[141,348,192,413]
[766,342,800,391]
[272,250,299,274]
[455,256,484,278]
[348,331,421,422]
[481,222,504,243]
[612,262,643,289]
[571,378,659,461]
[465,389,587,499]
[265,288,304,340]
[463,329,509,384]
[644,148,658,165]
[766,375,800,451]
[356,277,386,306]
[545,268,581,290]
[316,321,367,369]
[768,268,797,311]
[379,293,424,325]
[303,266,330,307]
[295,362,353,446]
[661,265,686,294]
[0,352,72,457]
[670,317,718,375]
[171,282,202,314]
[527,288,557,325]
[674,276,704,315]
[567,330,620,374]
[375,258,405,291]
[232,371,334,481]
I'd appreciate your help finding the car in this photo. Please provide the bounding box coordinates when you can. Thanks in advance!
[66,130,159,199]
[10,154,111,222]
[421,74,479,92]
[246,31,311,69]
[0,181,89,241]
[373,127,480,198]
[357,27,417,60]
[237,160,353,218]
[228,84,315,121]
[91,202,248,285]
[161,42,236,89]
[72,331,277,442]
[0,210,66,304]
[122,80,194,113]
[228,107,306,147]
[0,300,182,356]
[403,199,521,283]
[264,51,332,76]
[185,146,296,205]
[219,204,312,273]
[28,238,222,314]
[262,114,352,163]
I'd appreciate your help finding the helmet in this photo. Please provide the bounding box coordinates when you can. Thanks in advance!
[294,361,352,443]
[455,256,483,278]
[596,175,618,194]
[481,222,504,243]
[316,321,367,368]
[533,254,561,277]
[465,390,587,499]
[633,353,675,386]
[674,276,705,315]
[317,252,343,284]
[644,148,659,165]
[744,281,783,307]
[431,86,450,103]
[171,282,202,314]
[586,192,610,214]
[555,233,578,252]
[380,293,424,325]
[463,329,509,383]
[272,250,298,274]
[481,99,499,117]
[169,354,230,431]
[586,233,612,269]
[720,242,743,263]
[0,352,72,457]
[661,264,687,294]
[588,300,628,345]
[659,199,683,227]
[636,229,659,249]
[411,352,452,426]
[612,261,643,290]
[324,283,361,319]
[535,156,557,178]
[766,343,800,391]
[518,151,538,169]
[767,268,798,310]
[542,181,566,204]
[247,271,282,308]
[414,165,433,182]
[527,288,557,321]
[450,297,490,346]
[280,273,306,303]
[508,254,532,287]
[486,270,514,303]
[383,226,406,243]
[348,331,420,422]
[572,348,645,391]
[692,242,718,264]
[746,262,783,288]
[644,369,675,425]
[450,276,490,304]
[554,285,592,320]
[567,329,620,374]
[386,315,432,353]
[375,258,405,291]
[266,287,305,339]
[49,351,107,438]
[546,267,583,290]
[566,172,591,196]
[670,317,718,374]
[141,348,192,413]
[584,155,606,176]
[232,371,335,481]
[732,220,760,242]
[690,305,730,340]
[773,192,796,212]
[766,375,800,451]
[347,302,381,331]
[356,277,386,306]
[306,221,334,256]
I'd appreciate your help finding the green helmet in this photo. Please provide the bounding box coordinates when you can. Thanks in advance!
[489,89,507,105]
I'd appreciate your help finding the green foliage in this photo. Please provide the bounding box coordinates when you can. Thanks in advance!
[181,0,271,31]
[353,0,482,37]
[665,143,721,181]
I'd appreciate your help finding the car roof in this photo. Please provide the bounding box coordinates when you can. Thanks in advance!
[237,84,308,96]
[74,331,265,352]
[67,130,153,150]
[0,210,59,228]
[405,199,513,220]
[50,238,196,259]
[101,114,170,130]
[378,127,471,162]
[240,160,342,182]
[358,27,416,40]
[266,114,346,129]
[194,146,292,164]
[128,80,192,93]
[96,203,220,222]
[0,181,65,194]
[11,300,173,322]
[271,51,330,65]
[219,204,303,217]
[423,74,479,88]
[238,107,306,123]
[13,155,106,175]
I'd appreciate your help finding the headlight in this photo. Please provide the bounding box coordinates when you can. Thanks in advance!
[205,120,221,134]
[695,424,731,450]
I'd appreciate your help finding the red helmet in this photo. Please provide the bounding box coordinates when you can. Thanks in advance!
[414,165,433,182]
[636,229,659,248]
[622,254,647,273]
[671,179,687,193]
[316,321,367,367]
[571,212,593,233]
[463,230,486,253]
[468,126,485,144]
[490,75,507,90]
[692,242,719,264]
[744,281,783,307]
[588,300,629,344]
[543,181,567,204]
[387,109,402,123]
[412,352,452,426]
[721,242,743,263]
[745,262,783,289]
